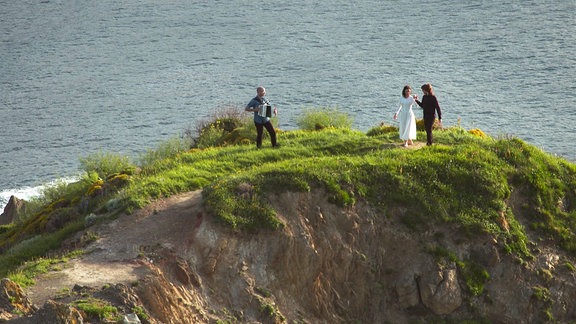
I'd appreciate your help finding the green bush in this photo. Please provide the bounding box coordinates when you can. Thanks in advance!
[139,135,192,168]
[19,173,100,220]
[79,151,135,179]
[296,107,353,130]
[366,124,398,136]
[74,298,119,321]
[195,123,228,148]
[193,106,251,148]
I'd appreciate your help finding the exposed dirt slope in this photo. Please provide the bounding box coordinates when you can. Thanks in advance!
[9,188,576,323]
[26,191,203,306]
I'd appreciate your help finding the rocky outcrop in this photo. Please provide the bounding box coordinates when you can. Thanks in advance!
[4,189,576,323]
[0,278,36,321]
[0,196,26,225]
[8,300,83,324]
[419,268,462,315]
[184,189,576,323]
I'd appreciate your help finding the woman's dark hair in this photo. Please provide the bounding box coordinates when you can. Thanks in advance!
[402,85,412,97]
[421,83,434,96]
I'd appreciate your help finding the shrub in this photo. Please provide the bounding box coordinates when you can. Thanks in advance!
[415,118,442,131]
[192,106,250,148]
[194,105,245,136]
[416,118,425,131]
[296,107,352,130]
[74,298,119,321]
[139,135,193,168]
[194,112,251,148]
[79,151,135,179]
[20,173,100,218]
[366,123,398,136]
[469,128,488,138]
[195,122,228,148]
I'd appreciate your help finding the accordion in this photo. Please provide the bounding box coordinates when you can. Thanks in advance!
[258,105,272,118]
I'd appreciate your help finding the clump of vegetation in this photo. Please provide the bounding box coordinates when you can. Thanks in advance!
[255,286,272,298]
[259,299,285,322]
[427,245,490,296]
[531,286,554,321]
[74,298,119,322]
[366,123,398,136]
[79,151,136,179]
[469,128,487,138]
[7,250,83,288]
[132,306,149,321]
[139,135,193,168]
[296,107,353,130]
[193,105,256,148]
[193,106,245,136]
[0,170,131,277]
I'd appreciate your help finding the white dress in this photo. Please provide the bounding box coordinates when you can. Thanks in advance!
[396,96,417,141]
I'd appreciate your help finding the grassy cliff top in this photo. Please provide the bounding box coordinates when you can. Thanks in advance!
[1,122,575,283]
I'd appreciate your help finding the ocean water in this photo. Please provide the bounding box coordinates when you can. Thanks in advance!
[1,0,575,210]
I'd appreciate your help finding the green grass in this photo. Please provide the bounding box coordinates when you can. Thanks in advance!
[7,250,83,288]
[0,112,575,284]
[74,298,119,321]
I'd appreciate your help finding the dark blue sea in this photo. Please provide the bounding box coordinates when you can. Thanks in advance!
[1,0,575,209]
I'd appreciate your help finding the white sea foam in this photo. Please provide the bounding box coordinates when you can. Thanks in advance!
[0,187,40,211]
[0,177,80,213]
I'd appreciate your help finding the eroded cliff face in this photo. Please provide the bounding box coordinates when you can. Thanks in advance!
[3,189,575,323]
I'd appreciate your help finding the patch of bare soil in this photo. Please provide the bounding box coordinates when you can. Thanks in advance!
[399,142,426,149]
[25,190,204,306]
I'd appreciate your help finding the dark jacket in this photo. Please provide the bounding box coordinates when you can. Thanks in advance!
[415,95,442,121]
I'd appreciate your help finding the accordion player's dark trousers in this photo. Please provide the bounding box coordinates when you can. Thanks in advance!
[255,121,277,148]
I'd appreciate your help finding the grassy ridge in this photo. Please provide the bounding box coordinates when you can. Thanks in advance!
[125,126,575,259]
[1,124,575,286]
[199,129,575,258]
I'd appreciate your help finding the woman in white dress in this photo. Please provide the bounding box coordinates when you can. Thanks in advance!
[393,85,417,147]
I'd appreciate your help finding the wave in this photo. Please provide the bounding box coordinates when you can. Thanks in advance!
[0,176,80,213]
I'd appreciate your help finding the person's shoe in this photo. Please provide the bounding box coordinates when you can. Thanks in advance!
[273,144,281,148]
[402,143,408,147]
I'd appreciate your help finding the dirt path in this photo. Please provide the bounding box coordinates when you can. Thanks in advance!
[398,142,426,150]
[25,190,203,305]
